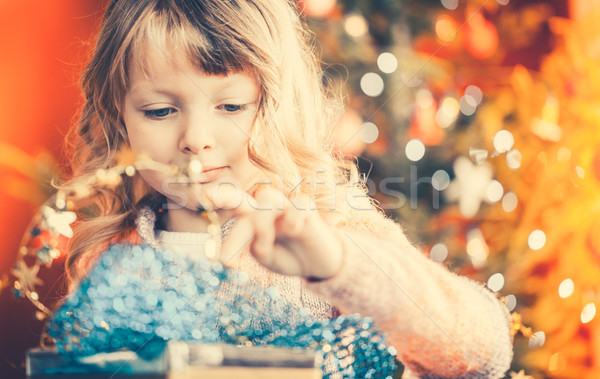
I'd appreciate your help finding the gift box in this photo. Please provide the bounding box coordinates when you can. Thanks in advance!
[27,341,322,378]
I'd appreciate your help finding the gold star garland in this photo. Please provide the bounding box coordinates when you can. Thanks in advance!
[9,148,222,320]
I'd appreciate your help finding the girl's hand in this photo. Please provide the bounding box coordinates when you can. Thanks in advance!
[219,187,344,280]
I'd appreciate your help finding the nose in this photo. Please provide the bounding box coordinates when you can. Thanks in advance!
[178,114,215,154]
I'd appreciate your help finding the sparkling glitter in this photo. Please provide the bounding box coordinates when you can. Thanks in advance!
[46,243,396,376]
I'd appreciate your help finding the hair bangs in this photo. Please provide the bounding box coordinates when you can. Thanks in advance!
[128,2,256,81]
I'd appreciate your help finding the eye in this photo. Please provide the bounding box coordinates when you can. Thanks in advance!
[144,108,176,119]
[218,104,247,113]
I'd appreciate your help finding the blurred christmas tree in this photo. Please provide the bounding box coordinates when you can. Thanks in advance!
[301,0,600,377]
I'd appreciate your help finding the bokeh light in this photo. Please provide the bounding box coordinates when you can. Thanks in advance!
[360,72,384,97]
[487,273,505,292]
[581,303,596,324]
[506,149,522,170]
[435,16,457,42]
[501,192,518,212]
[432,170,450,191]
[302,0,336,18]
[486,180,504,203]
[493,130,514,153]
[459,95,477,116]
[405,139,425,161]
[528,230,546,250]
[377,52,398,74]
[429,243,448,262]
[344,13,368,38]
[359,122,379,144]
[440,0,459,10]
[437,96,460,128]
[469,147,488,164]
[557,147,571,162]
[504,295,517,311]
[558,278,574,298]
[467,228,488,268]
[464,85,483,105]
[529,331,546,349]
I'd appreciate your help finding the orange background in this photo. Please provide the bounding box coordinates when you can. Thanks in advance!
[0,2,105,378]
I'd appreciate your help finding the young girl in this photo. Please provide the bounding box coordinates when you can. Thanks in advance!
[56,0,513,377]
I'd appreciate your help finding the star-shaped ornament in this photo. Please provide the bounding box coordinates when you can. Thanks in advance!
[41,206,77,238]
[11,261,43,292]
[445,156,493,217]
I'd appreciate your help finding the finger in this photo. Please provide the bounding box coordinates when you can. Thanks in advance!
[277,192,315,237]
[220,216,254,264]
[276,205,307,237]
[250,188,286,258]
[252,244,304,277]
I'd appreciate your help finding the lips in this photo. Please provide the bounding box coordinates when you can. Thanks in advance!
[195,166,226,183]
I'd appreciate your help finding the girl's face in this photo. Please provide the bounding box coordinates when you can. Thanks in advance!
[122,44,262,215]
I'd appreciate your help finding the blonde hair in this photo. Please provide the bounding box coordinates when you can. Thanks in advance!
[62,0,378,286]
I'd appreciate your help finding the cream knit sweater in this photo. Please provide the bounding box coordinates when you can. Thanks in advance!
[138,208,513,378]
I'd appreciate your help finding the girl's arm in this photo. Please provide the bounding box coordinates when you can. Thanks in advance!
[304,221,513,378]
[222,188,513,378]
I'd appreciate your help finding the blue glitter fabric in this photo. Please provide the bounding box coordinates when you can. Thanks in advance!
[46,244,397,378]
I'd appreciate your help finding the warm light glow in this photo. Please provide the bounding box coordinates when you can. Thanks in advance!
[467,228,488,268]
[505,295,517,311]
[558,278,574,298]
[529,331,546,349]
[302,0,336,18]
[360,72,384,97]
[465,14,499,59]
[486,180,504,203]
[531,118,562,142]
[359,122,379,144]
[506,149,522,170]
[405,139,426,161]
[432,170,450,191]
[581,303,596,323]
[557,147,571,162]
[528,230,546,250]
[437,96,460,128]
[344,13,368,37]
[469,147,488,164]
[459,95,477,116]
[487,273,505,292]
[416,89,434,108]
[548,352,565,373]
[493,130,514,153]
[430,243,448,262]
[377,52,398,74]
[542,96,559,124]
[464,85,483,105]
[441,0,458,10]
[501,192,518,213]
[435,16,457,42]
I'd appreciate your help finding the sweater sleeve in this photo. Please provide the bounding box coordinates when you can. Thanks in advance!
[304,226,513,378]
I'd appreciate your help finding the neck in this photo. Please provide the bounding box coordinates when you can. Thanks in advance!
[165,200,233,233]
